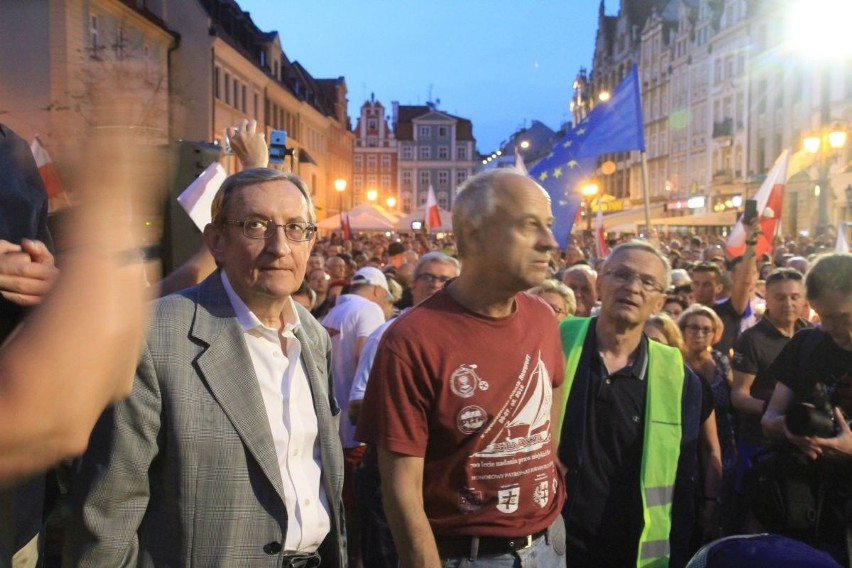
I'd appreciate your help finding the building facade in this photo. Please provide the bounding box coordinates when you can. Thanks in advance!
[393,102,477,213]
[352,96,397,210]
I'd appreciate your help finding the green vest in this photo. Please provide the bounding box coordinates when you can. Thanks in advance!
[558,317,684,568]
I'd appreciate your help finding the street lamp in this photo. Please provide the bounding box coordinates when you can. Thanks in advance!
[334,178,347,216]
[386,196,397,209]
[366,188,378,202]
[803,124,847,233]
[580,182,600,232]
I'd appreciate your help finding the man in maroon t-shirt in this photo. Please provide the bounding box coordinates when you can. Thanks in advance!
[356,169,567,567]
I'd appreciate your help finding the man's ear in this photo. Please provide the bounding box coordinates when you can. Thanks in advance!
[203,224,226,266]
[653,292,667,313]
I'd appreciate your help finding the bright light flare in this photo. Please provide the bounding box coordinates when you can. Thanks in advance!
[788,0,852,60]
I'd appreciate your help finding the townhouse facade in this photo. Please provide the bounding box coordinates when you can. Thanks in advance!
[577,0,851,234]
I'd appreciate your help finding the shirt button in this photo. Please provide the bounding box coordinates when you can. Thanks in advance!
[632,415,640,423]
[605,379,612,385]
[304,498,311,506]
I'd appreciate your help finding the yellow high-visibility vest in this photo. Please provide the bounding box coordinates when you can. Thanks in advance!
[558,317,684,568]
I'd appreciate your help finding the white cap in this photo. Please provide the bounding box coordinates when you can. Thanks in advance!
[351,266,390,294]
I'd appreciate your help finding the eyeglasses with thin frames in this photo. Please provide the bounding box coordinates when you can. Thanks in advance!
[224,219,316,242]
[416,273,453,285]
[683,324,714,336]
[603,267,665,293]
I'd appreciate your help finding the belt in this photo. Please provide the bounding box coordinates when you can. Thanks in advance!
[435,529,547,559]
[281,551,320,568]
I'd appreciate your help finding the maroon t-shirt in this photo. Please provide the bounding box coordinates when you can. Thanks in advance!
[356,289,565,537]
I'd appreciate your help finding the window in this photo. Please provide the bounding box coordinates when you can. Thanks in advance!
[437,146,449,160]
[367,118,377,130]
[367,174,377,187]
[254,92,259,119]
[456,146,466,160]
[419,125,431,138]
[437,192,449,210]
[367,136,378,148]
[113,24,126,60]
[403,192,412,213]
[367,155,377,171]
[381,155,391,171]
[90,14,100,57]
[214,66,221,99]
[354,155,363,171]
[225,73,231,105]
[241,84,247,113]
[402,170,413,187]
[381,175,391,189]
[438,126,448,138]
[418,192,427,207]
[437,170,449,188]
[401,145,413,160]
[353,175,363,191]
[419,146,431,159]
[456,170,468,186]
[419,170,430,188]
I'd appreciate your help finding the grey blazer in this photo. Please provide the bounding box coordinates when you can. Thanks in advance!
[64,272,346,567]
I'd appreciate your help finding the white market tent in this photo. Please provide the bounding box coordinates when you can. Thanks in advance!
[316,202,401,232]
[394,206,453,233]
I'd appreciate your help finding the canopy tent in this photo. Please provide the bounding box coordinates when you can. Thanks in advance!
[649,210,737,228]
[316,202,401,232]
[394,205,453,233]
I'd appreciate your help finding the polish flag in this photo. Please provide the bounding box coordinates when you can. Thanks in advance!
[595,204,609,258]
[30,137,66,198]
[727,150,789,259]
[425,184,441,230]
[341,212,351,240]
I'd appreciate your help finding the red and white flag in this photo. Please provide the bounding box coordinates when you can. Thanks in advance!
[30,137,67,198]
[727,150,789,259]
[341,212,351,240]
[595,204,609,258]
[425,184,441,230]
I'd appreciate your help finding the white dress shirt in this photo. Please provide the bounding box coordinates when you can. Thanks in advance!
[221,272,331,552]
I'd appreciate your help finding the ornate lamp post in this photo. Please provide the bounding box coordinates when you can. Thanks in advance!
[580,182,600,233]
[803,125,847,233]
[334,178,347,216]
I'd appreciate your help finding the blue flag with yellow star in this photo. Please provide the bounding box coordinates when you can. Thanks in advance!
[529,65,645,248]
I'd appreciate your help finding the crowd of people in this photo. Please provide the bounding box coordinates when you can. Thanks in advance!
[1,115,851,568]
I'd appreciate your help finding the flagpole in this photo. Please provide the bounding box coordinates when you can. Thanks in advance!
[640,151,652,236]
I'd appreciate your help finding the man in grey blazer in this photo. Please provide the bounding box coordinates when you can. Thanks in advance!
[65,168,346,567]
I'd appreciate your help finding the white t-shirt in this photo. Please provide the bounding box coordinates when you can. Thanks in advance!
[321,294,386,448]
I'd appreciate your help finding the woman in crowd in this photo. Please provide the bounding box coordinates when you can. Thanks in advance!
[528,278,576,321]
[678,305,737,535]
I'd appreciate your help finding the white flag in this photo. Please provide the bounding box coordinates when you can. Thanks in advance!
[837,223,850,254]
[176,162,227,230]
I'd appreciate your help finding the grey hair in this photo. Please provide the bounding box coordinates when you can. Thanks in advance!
[452,169,533,257]
[529,278,577,316]
[413,251,460,279]
[211,167,315,225]
[604,240,672,289]
[562,263,598,280]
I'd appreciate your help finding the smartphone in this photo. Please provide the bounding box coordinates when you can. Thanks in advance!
[744,199,758,225]
[269,129,288,164]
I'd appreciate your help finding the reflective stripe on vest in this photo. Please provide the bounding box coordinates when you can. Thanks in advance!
[558,317,684,568]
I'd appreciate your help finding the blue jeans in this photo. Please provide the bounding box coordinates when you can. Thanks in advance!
[441,516,566,568]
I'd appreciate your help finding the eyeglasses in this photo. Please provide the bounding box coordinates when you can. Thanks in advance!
[603,267,665,293]
[684,324,714,336]
[416,273,453,285]
[225,219,316,242]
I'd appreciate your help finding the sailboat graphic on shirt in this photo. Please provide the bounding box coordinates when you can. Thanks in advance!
[473,354,552,458]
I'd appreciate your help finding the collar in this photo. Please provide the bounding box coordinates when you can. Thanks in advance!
[220,271,301,335]
[589,318,649,381]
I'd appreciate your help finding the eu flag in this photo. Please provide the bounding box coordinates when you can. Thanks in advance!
[529,65,645,249]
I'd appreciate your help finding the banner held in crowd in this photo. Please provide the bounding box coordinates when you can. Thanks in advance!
[529,65,645,249]
[176,161,227,230]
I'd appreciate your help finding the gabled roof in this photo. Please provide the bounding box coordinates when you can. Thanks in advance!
[393,104,474,142]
